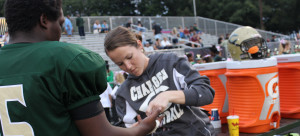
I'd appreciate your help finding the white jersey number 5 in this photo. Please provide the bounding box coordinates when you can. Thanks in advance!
[0,85,34,136]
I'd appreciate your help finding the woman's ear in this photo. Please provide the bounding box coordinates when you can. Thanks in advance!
[136,40,145,52]
[137,40,143,48]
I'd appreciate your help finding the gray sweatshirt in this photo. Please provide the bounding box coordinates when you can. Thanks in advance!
[115,53,215,136]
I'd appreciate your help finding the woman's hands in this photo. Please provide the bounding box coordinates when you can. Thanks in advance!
[146,91,185,116]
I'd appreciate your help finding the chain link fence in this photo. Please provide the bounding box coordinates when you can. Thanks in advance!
[1,16,288,40]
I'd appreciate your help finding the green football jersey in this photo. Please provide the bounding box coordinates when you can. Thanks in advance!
[0,41,107,136]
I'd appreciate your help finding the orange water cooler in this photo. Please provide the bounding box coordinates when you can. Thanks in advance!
[194,62,228,124]
[274,54,300,119]
[225,58,280,133]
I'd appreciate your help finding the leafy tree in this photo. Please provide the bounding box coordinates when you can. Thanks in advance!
[263,0,300,33]
[0,0,5,17]
[137,0,167,16]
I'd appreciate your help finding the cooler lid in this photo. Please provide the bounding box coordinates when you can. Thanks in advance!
[193,61,227,71]
[226,58,277,69]
[272,54,300,63]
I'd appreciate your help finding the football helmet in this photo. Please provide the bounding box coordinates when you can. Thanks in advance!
[228,26,268,60]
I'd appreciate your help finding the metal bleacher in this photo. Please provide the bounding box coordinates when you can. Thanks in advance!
[60,34,122,72]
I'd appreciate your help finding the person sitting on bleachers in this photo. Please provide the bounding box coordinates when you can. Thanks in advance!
[101,20,109,33]
[143,41,154,52]
[183,26,190,38]
[93,20,101,34]
[160,37,173,49]
[190,33,198,42]
[193,23,202,34]
[154,38,162,50]
[178,26,185,38]
[171,27,179,44]
[189,33,201,48]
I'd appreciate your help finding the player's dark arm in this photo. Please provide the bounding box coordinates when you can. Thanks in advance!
[73,100,160,136]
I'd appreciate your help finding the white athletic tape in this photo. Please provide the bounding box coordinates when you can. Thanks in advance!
[148,120,160,134]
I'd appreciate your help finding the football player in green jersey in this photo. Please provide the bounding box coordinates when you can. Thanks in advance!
[0,0,161,136]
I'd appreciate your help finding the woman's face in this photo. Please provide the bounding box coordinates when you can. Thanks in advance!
[107,43,149,76]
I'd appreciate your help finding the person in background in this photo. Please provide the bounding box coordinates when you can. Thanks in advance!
[100,83,113,122]
[1,0,161,135]
[171,27,179,44]
[137,21,145,33]
[210,45,223,62]
[152,22,162,40]
[76,14,85,39]
[93,20,101,34]
[2,31,9,46]
[106,61,114,88]
[178,26,185,38]
[154,38,162,50]
[143,41,154,53]
[186,53,196,65]
[271,35,277,42]
[199,37,204,48]
[125,20,132,29]
[221,33,230,58]
[218,37,223,46]
[296,33,300,41]
[111,72,127,126]
[189,33,201,48]
[183,26,190,38]
[195,57,203,64]
[160,37,173,49]
[64,15,73,37]
[104,26,215,136]
[193,23,201,34]
[279,39,291,55]
[202,55,213,63]
[101,20,109,33]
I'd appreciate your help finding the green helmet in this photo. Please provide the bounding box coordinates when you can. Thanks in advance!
[228,26,268,61]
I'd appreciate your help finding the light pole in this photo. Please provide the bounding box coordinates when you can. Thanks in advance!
[259,0,265,30]
[193,0,197,24]
[193,0,197,17]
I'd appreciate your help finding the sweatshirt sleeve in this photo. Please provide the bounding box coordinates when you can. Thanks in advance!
[172,54,215,106]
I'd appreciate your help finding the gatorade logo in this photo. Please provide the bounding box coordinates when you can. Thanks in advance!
[272,82,278,94]
[267,75,279,99]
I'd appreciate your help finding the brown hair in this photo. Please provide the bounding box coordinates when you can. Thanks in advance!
[115,72,126,85]
[104,26,141,52]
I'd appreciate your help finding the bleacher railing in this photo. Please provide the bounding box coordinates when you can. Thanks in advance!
[0,16,287,40]
[0,18,8,36]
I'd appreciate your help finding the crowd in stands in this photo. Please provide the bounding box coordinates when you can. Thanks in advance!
[185,45,226,66]
[128,21,207,52]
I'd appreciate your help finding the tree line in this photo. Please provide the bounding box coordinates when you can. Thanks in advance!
[0,0,299,34]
